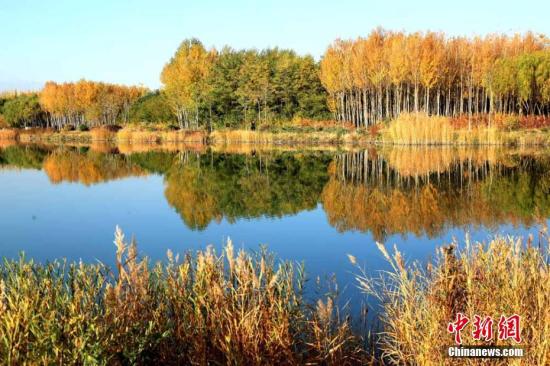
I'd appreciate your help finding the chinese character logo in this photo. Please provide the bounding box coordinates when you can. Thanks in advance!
[498,314,522,343]
[472,315,493,341]
[447,313,469,344]
[448,313,522,344]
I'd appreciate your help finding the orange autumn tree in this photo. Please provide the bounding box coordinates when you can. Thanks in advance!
[160,39,216,129]
[39,80,146,129]
[320,30,549,127]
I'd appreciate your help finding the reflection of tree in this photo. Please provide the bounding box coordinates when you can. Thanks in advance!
[321,180,446,240]
[164,152,331,230]
[43,149,146,185]
[322,151,550,241]
[3,144,550,238]
[0,145,48,169]
[482,163,550,220]
[164,162,222,230]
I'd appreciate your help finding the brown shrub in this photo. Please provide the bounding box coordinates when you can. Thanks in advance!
[91,127,117,141]
[0,129,18,140]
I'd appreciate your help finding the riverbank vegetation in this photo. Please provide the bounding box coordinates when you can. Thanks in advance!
[354,235,549,365]
[1,29,549,146]
[0,228,547,364]
[0,228,367,365]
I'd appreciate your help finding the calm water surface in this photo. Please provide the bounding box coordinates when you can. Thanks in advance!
[0,143,547,306]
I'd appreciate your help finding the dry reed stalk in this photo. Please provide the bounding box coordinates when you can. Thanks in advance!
[0,129,18,141]
[354,235,550,365]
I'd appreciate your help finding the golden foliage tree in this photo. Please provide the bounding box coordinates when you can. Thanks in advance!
[320,30,548,127]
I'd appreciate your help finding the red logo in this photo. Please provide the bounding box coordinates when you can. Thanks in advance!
[447,313,469,344]
[472,315,494,341]
[448,314,522,345]
[498,314,522,343]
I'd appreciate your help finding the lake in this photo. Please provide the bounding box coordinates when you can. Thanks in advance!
[0,142,547,309]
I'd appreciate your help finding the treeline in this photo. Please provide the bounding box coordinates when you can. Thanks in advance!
[0,40,329,130]
[1,30,550,131]
[0,83,148,129]
[161,39,329,129]
[40,81,147,128]
[0,92,45,128]
[320,29,550,126]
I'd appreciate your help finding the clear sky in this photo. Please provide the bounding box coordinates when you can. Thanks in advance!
[1,0,549,91]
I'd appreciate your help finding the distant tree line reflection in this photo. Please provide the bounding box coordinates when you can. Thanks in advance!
[1,144,549,238]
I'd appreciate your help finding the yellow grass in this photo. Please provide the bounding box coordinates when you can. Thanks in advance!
[385,113,454,145]
[454,126,501,145]
[355,234,550,365]
[0,228,368,365]
[383,113,550,146]
[210,129,275,144]
[116,127,207,144]
[90,127,117,141]
[0,129,18,141]
[209,129,372,145]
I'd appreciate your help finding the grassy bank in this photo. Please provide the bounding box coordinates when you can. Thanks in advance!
[0,230,548,364]
[2,114,550,147]
[384,113,550,146]
[0,127,209,145]
[0,125,372,146]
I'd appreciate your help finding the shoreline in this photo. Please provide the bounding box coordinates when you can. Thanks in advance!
[2,126,550,147]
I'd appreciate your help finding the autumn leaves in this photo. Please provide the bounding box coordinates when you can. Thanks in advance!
[319,29,549,127]
[39,81,147,129]
[160,39,329,130]
[3,30,549,132]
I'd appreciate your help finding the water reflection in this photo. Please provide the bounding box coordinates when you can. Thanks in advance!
[324,148,550,240]
[1,143,548,239]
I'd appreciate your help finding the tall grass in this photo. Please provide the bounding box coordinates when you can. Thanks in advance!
[354,235,550,365]
[90,126,118,141]
[385,113,454,145]
[0,228,367,365]
[383,113,548,146]
[117,127,207,144]
[0,129,18,141]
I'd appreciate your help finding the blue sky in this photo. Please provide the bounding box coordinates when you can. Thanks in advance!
[1,0,548,91]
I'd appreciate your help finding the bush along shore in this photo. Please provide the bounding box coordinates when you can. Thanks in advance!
[3,113,550,146]
[0,228,548,365]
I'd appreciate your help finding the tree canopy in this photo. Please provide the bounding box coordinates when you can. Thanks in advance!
[1,30,549,131]
[2,93,45,128]
[39,80,147,129]
[320,29,549,127]
[160,39,330,129]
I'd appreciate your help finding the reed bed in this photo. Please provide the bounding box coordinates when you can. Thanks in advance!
[161,130,206,143]
[17,129,59,143]
[0,129,18,141]
[116,127,207,144]
[0,226,547,364]
[117,128,161,143]
[454,126,501,145]
[0,140,17,149]
[0,228,368,365]
[90,127,118,142]
[383,113,550,146]
[209,129,371,145]
[385,113,454,145]
[354,235,550,365]
[210,129,276,144]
